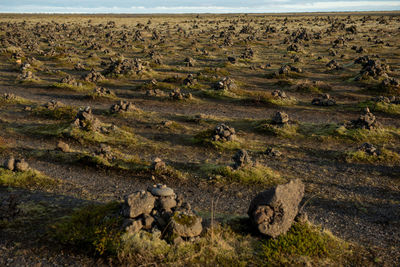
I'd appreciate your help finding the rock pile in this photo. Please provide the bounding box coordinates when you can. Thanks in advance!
[92,87,115,98]
[102,58,147,76]
[248,179,305,238]
[18,71,38,81]
[169,89,192,100]
[3,157,30,172]
[83,69,105,83]
[371,95,400,104]
[3,93,16,100]
[183,74,196,86]
[57,140,70,152]
[44,100,64,110]
[264,147,282,157]
[357,59,389,80]
[348,107,379,130]
[110,101,136,113]
[122,184,203,240]
[213,77,236,91]
[326,60,342,70]
[151,158,166,171]
[271,90,288,100]
[271,111,289,125]
[60,75,82,87]
[72,106,101,131]
[358,142,379,156]
[94,144,114,161]
[311,94,336,106]
[212,124,236,142]
[232,149,251,169]
[277,65,302,76]
[184,57,195,67]
[146,88,166,97]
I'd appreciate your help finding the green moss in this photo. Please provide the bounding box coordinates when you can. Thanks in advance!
[50,82,94,92]
[345,148,400,166]
[358,100,400,115]
[202,164,284,185]
[193,129,241,151]
[32,106,77,120]
[255,121,299,138]
[50,202,123,256]
[172,212,198,227]
[261,221,347,263]
[0,168,58,189]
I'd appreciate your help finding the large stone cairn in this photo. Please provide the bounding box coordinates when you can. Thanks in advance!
[232,149,252,169]
[122,184,203,240]
[3,157,30,172]
[72,106,101,131]
[213,77,236,91]
[348,107,379,130]
[212,124,236,142]
[248,179,305,238]
[311,94,336,106]
[110,100,137,113]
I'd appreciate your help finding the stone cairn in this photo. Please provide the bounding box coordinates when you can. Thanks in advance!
[44,100,64,110]
[72,106,101,131]
[3,157,30,172]
[371,95,400,105]
[110,101,137,113]
[311,94,336,106]
[271,111,289,125]
[213,77,236,91]
[212,124,236,142]
[358,143,380,156]
[3,93,16,101]
[60,75,82,87]
[248,179,305,238]
[122,184,203,242]
[83,69,105,83]
[92,87,115,98]
[347,107,379,130]
[232,149,252,169]
[169,89,192,100]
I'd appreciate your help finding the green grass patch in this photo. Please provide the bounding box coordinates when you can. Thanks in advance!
[255,121,299,138]
[345,148,400,166]
[50,202,123,256]
[32,106,77,120]
[193,129,241,151]
[0,168,58,189]
[50,82,95,92]
[358,100,400,115]
[201,164,284,185]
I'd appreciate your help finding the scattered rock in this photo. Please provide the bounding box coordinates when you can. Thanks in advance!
[57,141,70,152]
[264,147,282,157]
[213,77,236,91]
[73,106,101,131]
[110,101,136,113]
[358,143,380,156]
[248,179,305,238]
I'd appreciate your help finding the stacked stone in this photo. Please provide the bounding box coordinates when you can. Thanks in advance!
[212,124,236,142]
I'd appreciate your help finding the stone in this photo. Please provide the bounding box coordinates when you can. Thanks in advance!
[264,147,282,157]
[232,149,251,169]
[14,159,29,172]
[4,157,15,171]
[124,219,143,234]
[123,191,156,218]
[142,214,155,230]
[57,141,70,152]
[248,179,305,238]
[348,108,379,130]
[159,196,177,212]
[170,210,203,238]
[150,184,175,197]
[311,94,336,106]
[151,158,166,171]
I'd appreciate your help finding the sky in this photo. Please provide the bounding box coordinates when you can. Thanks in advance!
[0,0,399,13]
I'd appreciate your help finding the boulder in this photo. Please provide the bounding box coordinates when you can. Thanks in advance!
[170,209,203,238]
[248,179,305,238]
[4,157,15,171]
[14,159,29,172]
[232,149,251,169]
[272,111,289,125]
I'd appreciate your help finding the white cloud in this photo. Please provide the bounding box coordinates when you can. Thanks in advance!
[0,1,399,13]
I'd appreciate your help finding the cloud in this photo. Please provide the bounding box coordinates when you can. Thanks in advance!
[0,1,399,13]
